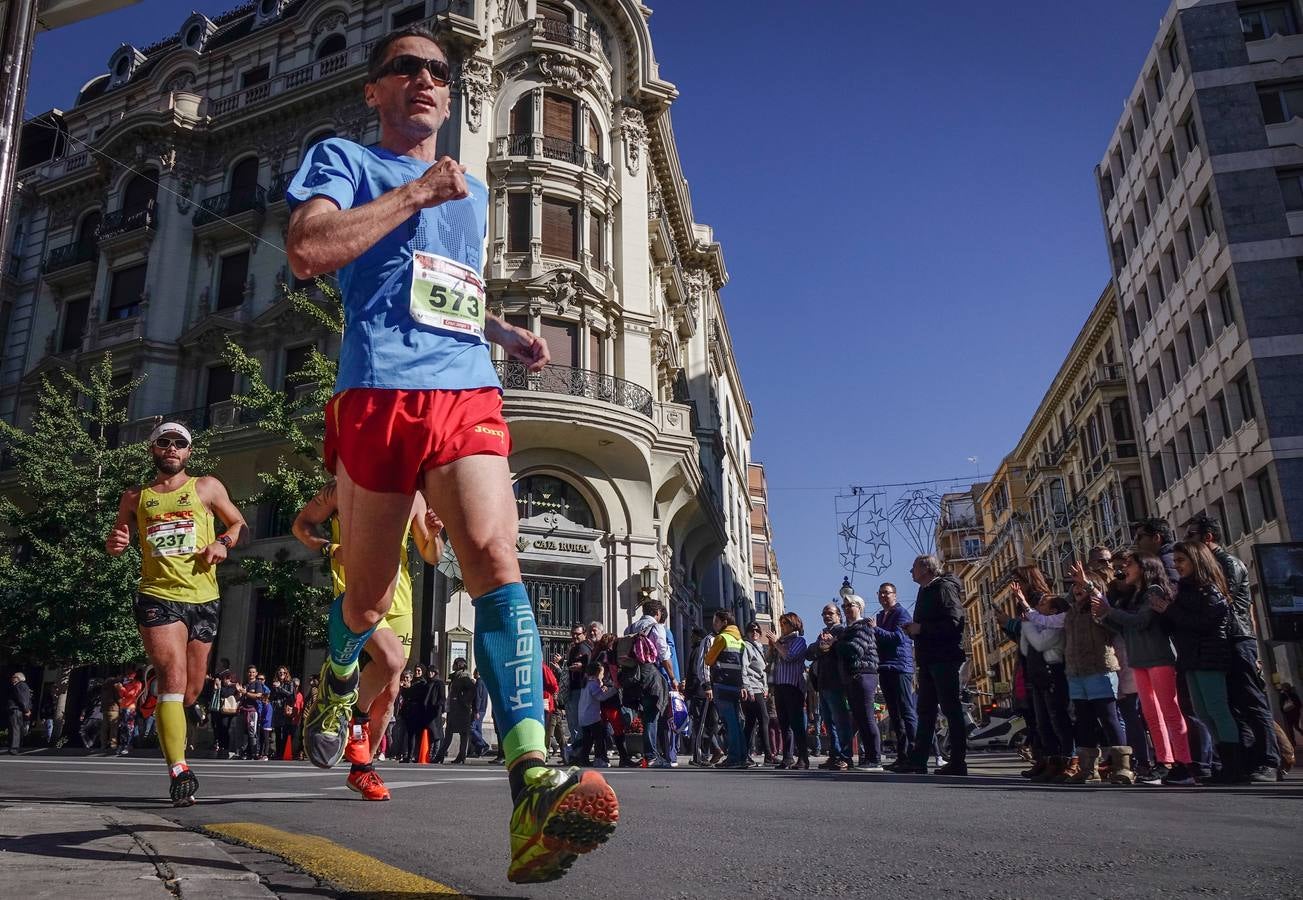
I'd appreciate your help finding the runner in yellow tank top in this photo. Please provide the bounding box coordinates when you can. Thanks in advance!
[106,422,247,807]
[293,481,443,799]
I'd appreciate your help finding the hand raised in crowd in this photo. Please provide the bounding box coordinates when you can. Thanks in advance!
[1090,593,1111,618]
[1010,580,1025,601]
[1068,560,1088,585]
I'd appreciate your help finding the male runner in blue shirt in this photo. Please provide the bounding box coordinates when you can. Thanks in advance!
[286,24,617,884]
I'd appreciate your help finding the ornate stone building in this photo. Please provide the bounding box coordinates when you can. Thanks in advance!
[747,462,784,631]
[2,0,755,672]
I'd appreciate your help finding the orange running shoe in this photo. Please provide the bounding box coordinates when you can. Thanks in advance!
[346,766,391,801]
[343,719,372,766]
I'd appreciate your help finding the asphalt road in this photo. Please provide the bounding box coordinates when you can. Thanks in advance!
[1,751,1299,898]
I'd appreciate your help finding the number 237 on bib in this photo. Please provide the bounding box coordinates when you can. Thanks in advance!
[409,251,487,342]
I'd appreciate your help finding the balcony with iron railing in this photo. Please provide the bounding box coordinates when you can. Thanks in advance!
[43,242,98,275]
[534,17,593,51]
[206,9,473,121]
[268,169,298,206]
[494,360,653,417]
[497,134,612,178]
[96,201,156,241]
[193,185,266,228]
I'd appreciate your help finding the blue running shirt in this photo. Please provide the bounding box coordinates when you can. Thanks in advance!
[286,138,499,392]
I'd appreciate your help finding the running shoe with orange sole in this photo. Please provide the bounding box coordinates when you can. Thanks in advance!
[344,719,372,766]
[346,767,391,801]
[507,766,619,884]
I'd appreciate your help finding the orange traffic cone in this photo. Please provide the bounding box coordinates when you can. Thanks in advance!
[418,729,431,764]
[282,734,294,761]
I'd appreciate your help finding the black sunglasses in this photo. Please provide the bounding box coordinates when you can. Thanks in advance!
[370,54,452,86]
[153,437,190,450]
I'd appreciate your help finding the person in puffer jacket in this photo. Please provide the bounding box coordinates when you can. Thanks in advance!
[1016,593,1074,782]
[1155,540,1244,782]
[836,594,882,770]
[1023,563,1129,785]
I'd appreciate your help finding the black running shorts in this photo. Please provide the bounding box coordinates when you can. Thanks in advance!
[133,593,222,643]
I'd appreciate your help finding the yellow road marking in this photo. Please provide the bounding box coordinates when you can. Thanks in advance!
[204,822,467,898]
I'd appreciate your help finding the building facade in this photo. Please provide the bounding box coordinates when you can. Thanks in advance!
[747,461,784,631]
[960,461,1030,701]
[954,286,1145,700]
[1094,0,1303,682]
[935,484,989,696]
[2,0,755,674]
[1018,285,1145,590]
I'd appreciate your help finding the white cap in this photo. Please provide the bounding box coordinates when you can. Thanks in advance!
[148,422,192,444]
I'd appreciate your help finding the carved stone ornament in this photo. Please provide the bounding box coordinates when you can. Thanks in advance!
[163,71,195,93]
[311,11,347,38]
[460,57,493,133]
[618,106,648,176]
[646,187,662,220]
[537,52,596,93]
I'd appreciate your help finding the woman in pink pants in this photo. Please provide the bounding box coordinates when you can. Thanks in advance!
[1094,551,1195,786]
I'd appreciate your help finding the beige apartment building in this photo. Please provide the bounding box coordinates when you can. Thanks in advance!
[1,0,758,674]
[1095,0,1303,681]
[953,286,1146,701]
[747,462,784,631]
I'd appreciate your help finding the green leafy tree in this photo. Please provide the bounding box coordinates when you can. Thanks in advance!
[0,355,211,736]
[222,286,342,643]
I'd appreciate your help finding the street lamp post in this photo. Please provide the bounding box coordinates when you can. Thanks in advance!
[839,576,854,601]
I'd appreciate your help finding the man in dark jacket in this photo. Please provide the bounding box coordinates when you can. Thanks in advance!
[836,594,883,770]
[806,603,852,770]
[874,582,918,769]
[7,673,32,753]
[1135,518,1180,589]
[902,554,968,775]
[1187,515,1280,782]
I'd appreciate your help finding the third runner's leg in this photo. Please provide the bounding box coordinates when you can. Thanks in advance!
[140,621,199,806]
[302,462,407,768]
[345,627,406,800]
[424,455,618,884]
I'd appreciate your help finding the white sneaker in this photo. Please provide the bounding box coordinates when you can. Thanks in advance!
[861,763,885,773]
[377,753,386,761]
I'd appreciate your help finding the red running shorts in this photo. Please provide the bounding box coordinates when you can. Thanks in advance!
[324,387,511,494]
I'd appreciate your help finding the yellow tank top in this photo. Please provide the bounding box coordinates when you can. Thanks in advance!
[136,476,219,604]
[329,517,413,617]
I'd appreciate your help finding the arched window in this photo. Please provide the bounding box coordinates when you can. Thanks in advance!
[76,212,101,253]
[230,156,260,198]
[1110,397,1135,442]
[121,170,156,215]
[303,129,335,154]
[510,94,533,137]
[514,474,595,528]
[316,33,346,59]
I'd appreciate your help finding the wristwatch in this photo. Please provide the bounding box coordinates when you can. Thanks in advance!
[217,535,233,549]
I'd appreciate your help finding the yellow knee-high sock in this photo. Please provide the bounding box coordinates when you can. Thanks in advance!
[157,696,187,768]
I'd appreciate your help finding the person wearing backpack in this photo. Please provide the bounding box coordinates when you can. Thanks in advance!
[622,599,675,767]
[705,610,746,768]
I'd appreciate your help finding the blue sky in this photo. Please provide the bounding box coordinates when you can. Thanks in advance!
[25,0,1170,627]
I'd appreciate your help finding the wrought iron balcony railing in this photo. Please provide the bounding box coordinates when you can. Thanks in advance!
[194,186,267,227]
[96,201,155,240]
[535,17,592,51]
[43,242,98,274]
[503,134,611,177]
[494,360,653,417]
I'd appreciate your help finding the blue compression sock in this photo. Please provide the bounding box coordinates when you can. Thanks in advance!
[327,593,376,677]
[472,582,546,766]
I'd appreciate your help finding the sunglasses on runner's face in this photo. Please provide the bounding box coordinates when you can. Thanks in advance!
[370,54,451,85]
[153,437,189,450]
